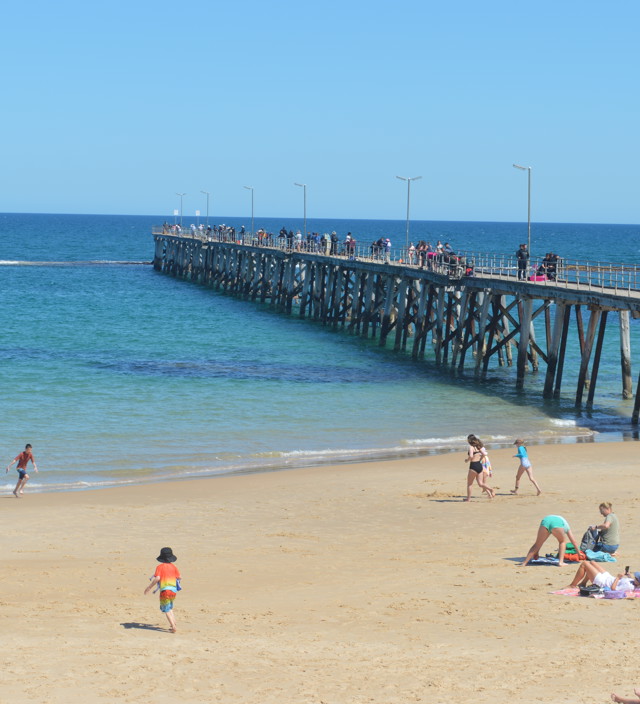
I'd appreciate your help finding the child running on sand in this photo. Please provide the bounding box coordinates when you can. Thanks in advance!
[510,439,541,495]
[611,689,640,703]
[6,443,38,497]
[144,547,182,633]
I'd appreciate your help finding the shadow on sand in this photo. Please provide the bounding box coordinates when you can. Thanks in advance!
[121,622,171,633]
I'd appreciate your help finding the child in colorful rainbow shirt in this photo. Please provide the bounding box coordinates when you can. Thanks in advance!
[144,547,181,633]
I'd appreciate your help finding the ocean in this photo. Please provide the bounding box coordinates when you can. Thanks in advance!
[2,212,640,492]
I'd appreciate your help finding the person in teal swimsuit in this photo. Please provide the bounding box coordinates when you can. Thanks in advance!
[510,439,542,496]
[522,515,581,567]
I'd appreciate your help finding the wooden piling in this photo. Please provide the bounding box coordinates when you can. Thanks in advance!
[620,310,633,399]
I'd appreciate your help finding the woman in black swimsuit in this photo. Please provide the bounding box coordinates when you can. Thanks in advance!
[464,434,495,501]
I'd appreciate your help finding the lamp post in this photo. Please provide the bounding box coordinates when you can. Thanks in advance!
[294,182,307,240]
[396,175,422,252]
[513,164,532,255]
[175,192,186,228]
[200,190,210,227]
[243,186,254,240]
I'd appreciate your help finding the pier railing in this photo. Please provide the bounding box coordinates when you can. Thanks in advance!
[152,227,640,297]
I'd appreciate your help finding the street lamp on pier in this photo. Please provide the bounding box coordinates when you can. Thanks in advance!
[243,186,254,241]
[200,190,210,227]
[513,164,532,255]
[294,182,307,240]
[175,192,186,228]
[396,175,422,252]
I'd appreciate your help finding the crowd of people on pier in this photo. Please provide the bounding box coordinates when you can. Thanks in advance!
[163,222,567,284]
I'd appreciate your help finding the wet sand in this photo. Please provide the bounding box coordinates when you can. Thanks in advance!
[2,441,639,703]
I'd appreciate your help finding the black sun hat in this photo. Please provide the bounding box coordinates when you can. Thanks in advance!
[156,547,177,563]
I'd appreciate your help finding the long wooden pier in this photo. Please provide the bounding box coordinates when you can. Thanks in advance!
[152,230,640,423]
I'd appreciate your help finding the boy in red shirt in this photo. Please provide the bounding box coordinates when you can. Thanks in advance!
[6,443,38,497]
[144,547,182,633]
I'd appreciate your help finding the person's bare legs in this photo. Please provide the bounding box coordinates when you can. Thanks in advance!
[555,528,570,566]
[465,469,475,501]
[611,692,640,704]
[567,561,605,588]
[511,466,525,494]
[523,465,542,495]
[165,609,177,633]
[522,525,550,566]
[567,563,588,588]
[13,475,28,497]
[556,526,583,567]
[18,475,29,495]
[475,472,494,498]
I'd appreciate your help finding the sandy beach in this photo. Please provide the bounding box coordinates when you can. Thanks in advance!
[2,440,639,704]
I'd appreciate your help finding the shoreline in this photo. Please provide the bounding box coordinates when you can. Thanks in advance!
[7,427,638,496]
[4,440,640,703]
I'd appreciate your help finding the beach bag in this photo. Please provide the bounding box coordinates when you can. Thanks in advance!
[579,585,603,597]
[580,527,599,552]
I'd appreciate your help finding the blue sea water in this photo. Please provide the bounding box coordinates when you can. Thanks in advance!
[1,212,640,492]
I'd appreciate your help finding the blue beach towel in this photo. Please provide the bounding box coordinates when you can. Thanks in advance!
[585,550,616,562]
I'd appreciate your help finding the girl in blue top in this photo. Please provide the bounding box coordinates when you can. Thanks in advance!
[510,438,542,496]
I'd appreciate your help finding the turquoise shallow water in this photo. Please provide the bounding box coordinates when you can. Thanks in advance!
[1,213,640,492]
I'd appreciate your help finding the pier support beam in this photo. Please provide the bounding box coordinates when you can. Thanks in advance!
[516,298,533,388]
[543,303,567,399]
[586,311,608,409]
[575,308,602,407]
[620,310,633,399]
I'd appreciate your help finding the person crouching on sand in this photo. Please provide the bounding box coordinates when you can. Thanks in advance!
[464,434,495,501]
[522,515,581,566]
[6,443,38,497]
[510,438,541,495]
[144,547,182,633]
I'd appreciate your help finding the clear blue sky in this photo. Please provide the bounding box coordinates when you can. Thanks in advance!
[3,1,639,223]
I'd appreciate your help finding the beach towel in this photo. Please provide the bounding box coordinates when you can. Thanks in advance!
[529,557,560,565]
[551,588,640,599]
[585,550,617,562]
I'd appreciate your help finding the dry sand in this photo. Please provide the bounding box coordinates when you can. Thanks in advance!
[2,440,639,704]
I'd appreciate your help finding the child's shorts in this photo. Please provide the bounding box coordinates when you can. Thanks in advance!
[159,589,177,612]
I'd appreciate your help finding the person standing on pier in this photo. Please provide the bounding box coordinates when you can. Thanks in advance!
[516,243,529,280]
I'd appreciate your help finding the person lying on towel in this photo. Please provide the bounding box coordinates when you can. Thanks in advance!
[566,561,639,591]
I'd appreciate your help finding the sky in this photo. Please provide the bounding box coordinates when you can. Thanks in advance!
[2,1,639,223]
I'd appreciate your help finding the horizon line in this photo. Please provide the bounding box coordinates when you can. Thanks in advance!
[1,211,639,228]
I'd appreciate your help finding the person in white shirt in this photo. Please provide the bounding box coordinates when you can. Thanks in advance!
[566,561,638,591]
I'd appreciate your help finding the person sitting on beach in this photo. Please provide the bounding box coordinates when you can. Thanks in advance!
[590,502,620,555]
[522,515,581,566]
[612,688,640,704]
[510,438,541,495]
[566,560,637,592]
[464,434,495,501]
